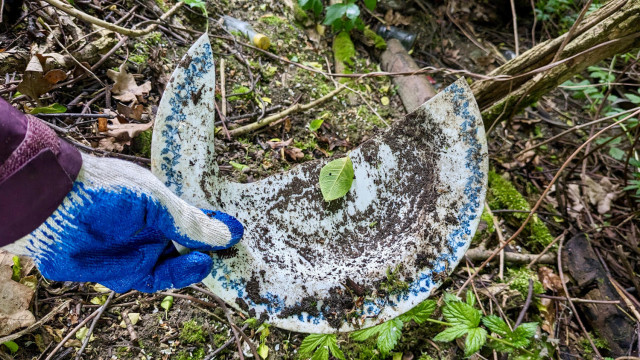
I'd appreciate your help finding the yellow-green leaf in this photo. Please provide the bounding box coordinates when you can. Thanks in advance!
[319,156,354,201]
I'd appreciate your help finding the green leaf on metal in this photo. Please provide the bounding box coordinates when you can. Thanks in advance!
[319,156,354,201]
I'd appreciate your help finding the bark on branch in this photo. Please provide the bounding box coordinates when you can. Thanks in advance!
[473,0,640,129]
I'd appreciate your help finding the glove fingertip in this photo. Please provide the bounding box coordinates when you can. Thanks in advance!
[133,251,213,292]
[201,210,244,249]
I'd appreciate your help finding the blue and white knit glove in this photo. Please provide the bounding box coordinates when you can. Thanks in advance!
[3,153,243,293]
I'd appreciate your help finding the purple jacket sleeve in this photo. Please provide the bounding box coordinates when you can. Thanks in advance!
[0,98,82,245]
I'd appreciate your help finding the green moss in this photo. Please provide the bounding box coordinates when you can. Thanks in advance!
[155,0,169,12]
[363,26,387,50]
[174,348,205,360]
[507,267,544,298]
[180,320,206,344]
[379,264,410,294]
[130,54,147,65]
[132,129,152,158]
[487,171,554,250]
[260,15,286,26]
[228,85,251,101]
[333,31,356,67]
[292,3,309,23]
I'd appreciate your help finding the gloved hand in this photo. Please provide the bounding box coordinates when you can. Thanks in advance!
[4,153,243,293]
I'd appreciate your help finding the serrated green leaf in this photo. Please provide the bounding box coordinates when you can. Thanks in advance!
[300,334,342,360]
[433,325,469,342]
[319,156,354,201]
[29,103,67,115]
[327,335,346,360]
[299,334,328,357]
[609,146,626,161]
[625,93,640,104]
[351,324,381,341]
[310,345,329,360]
[399,300,436,324]
[442,300,481,328]
[464,327,487,356]
[376,318,403,354]
[482,315,510,336]
[442,292,461,303]
[466,290,476,307]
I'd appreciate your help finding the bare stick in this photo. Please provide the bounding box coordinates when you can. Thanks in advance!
[40,0,183,37]
[551,0,593,63]
[75,291,115,359]
[228,85,347,137]
[509,0,519,56]
[44,306,103,360]
[514,279,533,327]
[465,247,555,264]
[220,58,227,118]
[535,294,620,304]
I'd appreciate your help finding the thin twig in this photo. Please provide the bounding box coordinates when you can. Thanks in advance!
[535,294,620,304]
[457,109,640,296]
[514,279,533,327]
[40,0,183,37]
[551,0,593,63]
[36,113,116,119]
[44,306,103,360]
[0,300,71,344]
[229,86,347,136]
[509,0,519,56]
[75,291,115,359]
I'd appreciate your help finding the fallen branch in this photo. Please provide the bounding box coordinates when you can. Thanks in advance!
[465,247,555,264]
[228,85,347,137]
[40,0,183,37]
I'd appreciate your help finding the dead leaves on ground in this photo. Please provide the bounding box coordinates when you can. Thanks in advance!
[0,251,35,336]
[17,54,68,102]
[107,64,152,104]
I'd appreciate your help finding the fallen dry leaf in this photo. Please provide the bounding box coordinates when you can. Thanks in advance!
[104,117,153,142]
[0,265,35,336]
[117,103,145,121]
[0,250,34,277]
[107,64,152,103]
[97,137,125,152]
[17,55,68,101]
[566,183,584,218]
[538,266,564,294]
[266,138,293,149]
[284,147,304,161]
[582,175,620,214]
[383,9,412,26]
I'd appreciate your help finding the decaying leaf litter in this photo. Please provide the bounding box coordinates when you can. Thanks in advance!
[1,0,640,358]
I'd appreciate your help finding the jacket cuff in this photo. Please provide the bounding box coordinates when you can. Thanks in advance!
[0,114,82,246]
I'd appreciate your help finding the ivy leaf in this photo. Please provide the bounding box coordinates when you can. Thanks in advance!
[319,156,354,201]
[442,300,482,328]
[433,324,469,342]
[399,300,436,324]
[464,328,487,356]
[482,315,510,337]
[376,318,403,354]
[364,0,377,11]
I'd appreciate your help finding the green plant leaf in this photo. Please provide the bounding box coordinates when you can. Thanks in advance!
[433,324,469,342]
[465,290,476,307]
[482,315,510,336]
[464,327,487,356]
[319,156,354,201]
[442,300,481,328]
[324,3,347,25]
[299,334,343,360]
[399,300,436,324]
[626,93,640,104]
[376,318,403,354]
[299,0,323,16]
[309,119,324,132]
[29,103,66,115]
[2,341,19,354]
[351,324,382,341]
[609,146,626,161]
[257,343,269,359]
[364,0,376,11]
[181,0,207,16]
[512,322,538,344]
[343,2,360,19]
[11,256,21,281]
[160,295,174,312]
[230,161,249,171]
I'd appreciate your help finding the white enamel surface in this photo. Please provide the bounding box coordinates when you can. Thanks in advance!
[151,34,488,333]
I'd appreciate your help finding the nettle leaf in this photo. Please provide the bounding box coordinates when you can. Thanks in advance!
[319,156,354,201]
[465,290,476,307]
[299,334,344,360]
[442,300,482,328]
[433,324,469,342]
[350,324,381,341]
[376,318,403,354]
[482,315,510,337]
[399,300,436,324]
[465,328,487,356]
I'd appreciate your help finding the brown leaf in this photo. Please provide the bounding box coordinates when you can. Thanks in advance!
[117,103,145,121]
[538,266,564,294]
[104,117,153,141]
[0,250,34,277]
[107,64,152,103]
[97,137,125,152]
[0,265,35,336]
[284,147,304,161]
[266,138,293,149]
[17,55,50,100]
[383,9,412,26]
[582,175,620,214]
[43,69,68,85]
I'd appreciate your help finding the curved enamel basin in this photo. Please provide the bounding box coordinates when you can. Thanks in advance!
[151,34,488,333]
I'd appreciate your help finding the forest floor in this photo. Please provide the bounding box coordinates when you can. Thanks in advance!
[1,0,640,359]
